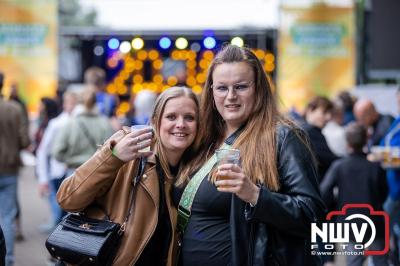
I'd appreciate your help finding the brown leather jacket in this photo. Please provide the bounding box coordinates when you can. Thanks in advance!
[0,97,30,174]
[57,128,179,266]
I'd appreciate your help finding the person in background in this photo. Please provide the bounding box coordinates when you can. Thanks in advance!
[32,97,59,155]
[57,86,199,265]
[173,45,325,266]
[321,122,388,266]
[36,90,79,230]
[7,82,30,242]
[380,87,400,265]
[84,66,118,118]
[52,86,114,176]
[0,71,30,266]
[302,96,338,266]
[8,82,28,122]
[337,90,356,125]
[353,99,394,149]
[303,96,339,182]
[322,101,347,157]
[123,89,158,126]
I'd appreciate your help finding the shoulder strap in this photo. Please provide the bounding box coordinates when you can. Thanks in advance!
[118,156,147,234]
[77,118,98,149]
[177,142,231,233]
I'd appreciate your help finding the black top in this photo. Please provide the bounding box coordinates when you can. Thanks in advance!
[173,177,232,266]
[302,124,339,181]
[135,162,176,266]
[173,126,325,266]
[320,153,388,238]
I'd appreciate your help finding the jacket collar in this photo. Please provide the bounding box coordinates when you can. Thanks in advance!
[225,124,246,145]
[147,153,157,165]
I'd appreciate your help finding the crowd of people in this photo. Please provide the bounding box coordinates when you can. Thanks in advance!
[0,44,399,266]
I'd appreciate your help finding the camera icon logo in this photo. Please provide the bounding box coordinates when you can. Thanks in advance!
[311,204,389,255]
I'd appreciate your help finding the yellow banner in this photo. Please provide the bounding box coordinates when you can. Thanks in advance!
[277,4,355,111]
[0,0,57,113]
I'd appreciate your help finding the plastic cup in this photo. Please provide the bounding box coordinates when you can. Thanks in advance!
[215,148,240,188]
[131,125,152,152]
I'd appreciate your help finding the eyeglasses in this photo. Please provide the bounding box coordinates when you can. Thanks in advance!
[211,82,253,97]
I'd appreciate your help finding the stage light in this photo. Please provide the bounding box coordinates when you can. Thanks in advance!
[137,50,148,60]
[231,37,244,47]
[159,37,172,49]
[175,37,188,49]
[94,45,104,56]
[190,42,201,52]
[153,74,163,84]
[132,37,144,50]
[107,58,118,68]
[153,59,163,70]
[203,50,214,61]
[192,85,202,94]
[167,76,178,86]
[148,50,159,60]
[203,37,216,49]
[108,38,120,50]
[133,74,143,84]
[265,53,275,63]
[119,41,131,54]
[255,49,265,60]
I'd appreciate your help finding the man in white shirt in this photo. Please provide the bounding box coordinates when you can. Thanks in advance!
[36,91,78,228]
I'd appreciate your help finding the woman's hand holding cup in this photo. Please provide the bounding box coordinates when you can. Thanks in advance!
[112,126,153,162]
[214,148,260,205]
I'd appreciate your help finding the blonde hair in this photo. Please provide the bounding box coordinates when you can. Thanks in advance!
[180,45,306,190]
[151,86,200,180]
[81,85,97,111]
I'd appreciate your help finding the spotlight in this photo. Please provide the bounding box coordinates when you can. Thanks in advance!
[203,37,217,49]
[203,37,216,49]
[175,37,188,50]
[94,45,104,56]
[231,37,244,47]
[108,38,120,50]
[131,37,144,50]
[190,42,201,52]
[119,41,131,53]
[159,37,172,49]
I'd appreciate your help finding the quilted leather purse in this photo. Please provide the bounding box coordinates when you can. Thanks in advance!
[45,157,146,266]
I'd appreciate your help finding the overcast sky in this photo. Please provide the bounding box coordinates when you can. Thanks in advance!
[79,0,280,30]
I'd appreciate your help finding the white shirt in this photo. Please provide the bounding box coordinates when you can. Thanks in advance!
[322,121,347,157]
[36,112,71,184]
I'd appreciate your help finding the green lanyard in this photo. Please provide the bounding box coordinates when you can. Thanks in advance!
[177,142,231,233]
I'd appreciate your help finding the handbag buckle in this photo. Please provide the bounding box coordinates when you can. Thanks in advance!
[177,206,191,234]
[79,223,92,230]
[118,222,126,235]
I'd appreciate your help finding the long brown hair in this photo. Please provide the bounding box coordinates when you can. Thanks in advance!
[177,45,301,190]
[151,86,200,180]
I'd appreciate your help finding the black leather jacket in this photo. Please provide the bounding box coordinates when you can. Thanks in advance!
[228,125,326,266]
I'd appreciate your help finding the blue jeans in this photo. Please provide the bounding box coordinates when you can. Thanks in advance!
[0,175,18,266]
[384,196,400,261]
[48,176,67,225]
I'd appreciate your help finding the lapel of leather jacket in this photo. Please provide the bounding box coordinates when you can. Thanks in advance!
[139,154,159,208]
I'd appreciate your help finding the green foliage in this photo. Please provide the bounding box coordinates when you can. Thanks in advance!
[59,0,97,26]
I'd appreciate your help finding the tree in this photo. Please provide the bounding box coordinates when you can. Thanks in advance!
[59,0,97,26]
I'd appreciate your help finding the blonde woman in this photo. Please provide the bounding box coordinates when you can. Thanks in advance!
[56,87,199,265]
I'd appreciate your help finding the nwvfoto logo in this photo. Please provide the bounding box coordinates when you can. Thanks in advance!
[311,204,390,255]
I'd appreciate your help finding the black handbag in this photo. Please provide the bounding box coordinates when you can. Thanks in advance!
[45,157,147,266]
